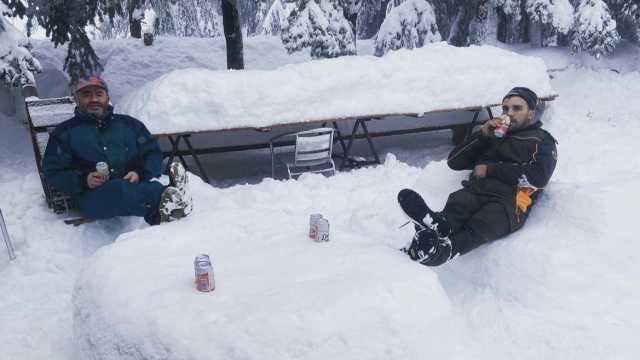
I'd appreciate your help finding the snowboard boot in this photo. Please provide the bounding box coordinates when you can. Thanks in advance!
[397,188,451,238]
[406,226,453,267]
[168,161,193,217]
[159,186,191,223]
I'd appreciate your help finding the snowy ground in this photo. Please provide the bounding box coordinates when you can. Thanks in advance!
[1,37,640,359]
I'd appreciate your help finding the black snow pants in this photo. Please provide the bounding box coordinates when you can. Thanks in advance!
[442,187,517,257]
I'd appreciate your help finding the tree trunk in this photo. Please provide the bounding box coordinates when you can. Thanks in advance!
[130,17,142,38]
[529,21,543,47]
[129,2,143,39]
[222,0,245,70]
[345,11,358,54]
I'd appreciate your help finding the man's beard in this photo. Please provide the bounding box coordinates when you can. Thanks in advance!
[83,103,107,119]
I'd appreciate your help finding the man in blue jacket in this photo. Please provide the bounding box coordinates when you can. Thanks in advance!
[398,87,557,266]
[42,75,192,225]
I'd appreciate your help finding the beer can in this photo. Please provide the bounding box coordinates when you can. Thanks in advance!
[194,256,215,292]
[494,115,511,138]
[309,213,323,240]
[316,218,330,242]
[96,161,110,177]
[193,254,210,281]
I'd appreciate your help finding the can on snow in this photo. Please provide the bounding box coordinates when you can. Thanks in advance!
[96,162,110,177]
[193,254,210,281]
[309,213,323,240]
[315,218,330,242]
[493,115,511,138]
[194,254,215,292]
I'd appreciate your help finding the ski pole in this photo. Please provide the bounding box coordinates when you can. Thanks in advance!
[0,208,16,261]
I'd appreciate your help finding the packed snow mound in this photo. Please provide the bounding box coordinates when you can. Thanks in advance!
[73,158,466,360]
[117,43,556,134]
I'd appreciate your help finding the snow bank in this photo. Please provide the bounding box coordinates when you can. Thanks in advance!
[73,158,466,360]
[73,66,640,360]
[117,43,555,134]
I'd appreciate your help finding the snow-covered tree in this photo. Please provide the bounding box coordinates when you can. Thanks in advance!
[0,6,41,88]
[526,0,574,46]
[357,0,385,39]
[254,0,270,33]
[607,0,640,43]
[496,0,524,43]
[281,0,356,59]
[374,0,440,56]
[1,0,118,80]
[571,0,620,58]
[262,0,295,35]
[468,0,499,45]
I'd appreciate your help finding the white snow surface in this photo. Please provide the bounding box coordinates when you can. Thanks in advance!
[117,43,555,134]
[1,37,640,360]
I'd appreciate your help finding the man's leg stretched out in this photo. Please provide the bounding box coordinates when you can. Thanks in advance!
[399,188,512,266]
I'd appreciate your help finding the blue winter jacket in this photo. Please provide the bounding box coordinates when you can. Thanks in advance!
[42,105,162,197]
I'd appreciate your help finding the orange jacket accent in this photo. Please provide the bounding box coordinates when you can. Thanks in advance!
[516,187,536,214]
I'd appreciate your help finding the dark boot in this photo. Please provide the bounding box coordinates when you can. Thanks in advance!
[406,227,453,267]
[398,188,451,237]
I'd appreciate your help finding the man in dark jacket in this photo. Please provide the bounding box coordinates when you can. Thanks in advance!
[42,75,192,225]
[398,87,557,266]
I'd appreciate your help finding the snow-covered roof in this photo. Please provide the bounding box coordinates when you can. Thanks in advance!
[118,42,556,135]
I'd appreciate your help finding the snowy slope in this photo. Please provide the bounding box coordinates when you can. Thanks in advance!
[74,67,640,359]
[1,37,639,360]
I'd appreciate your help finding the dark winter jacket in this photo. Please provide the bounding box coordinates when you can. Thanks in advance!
[447,121,557,228]
[42,106,162,197]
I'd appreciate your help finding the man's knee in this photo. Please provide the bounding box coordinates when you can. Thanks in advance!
[443,188,480,232]
[450,202,511,255]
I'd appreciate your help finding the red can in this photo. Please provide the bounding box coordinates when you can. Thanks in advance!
[194,255,215,292]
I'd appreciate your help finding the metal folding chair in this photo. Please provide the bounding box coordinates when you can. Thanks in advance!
[1,208,16,261]
[269,127,336,179]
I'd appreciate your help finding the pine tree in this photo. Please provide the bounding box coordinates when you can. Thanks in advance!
[571,0,620,58]
[358,0,385,39]
[468,0,499,45]
[526,0,574,46]
[1,0,123,81]
[446,0,485,46]
[281,0,356,59]
[0,6,42,88]
[607,0,640,43]
[262,0,295,35]
[374,0,441,56]
[496,0,524,43]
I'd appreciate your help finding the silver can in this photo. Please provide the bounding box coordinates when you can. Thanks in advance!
[96,161,110,177]
[309,213,323,240]
[193,254,210,280]
[316,218,330,242]
[194,255,215,292]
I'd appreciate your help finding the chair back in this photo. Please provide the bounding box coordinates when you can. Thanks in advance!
[24,96,76,213]
[294,128,334,167]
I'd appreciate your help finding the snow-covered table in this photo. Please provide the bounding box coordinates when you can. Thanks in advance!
[118,42,556,181]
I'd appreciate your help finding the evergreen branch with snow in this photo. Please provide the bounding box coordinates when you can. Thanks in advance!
[374,0,441,57]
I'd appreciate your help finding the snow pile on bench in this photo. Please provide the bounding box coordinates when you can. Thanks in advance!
[118,42,555,135]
